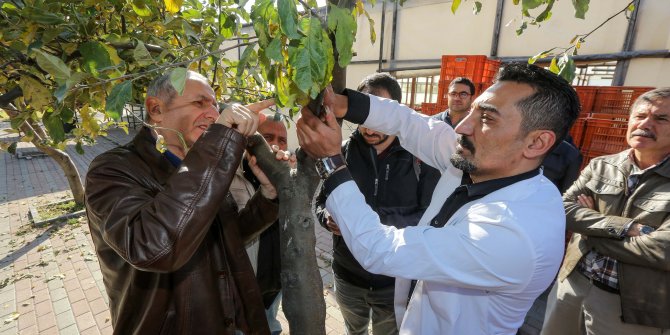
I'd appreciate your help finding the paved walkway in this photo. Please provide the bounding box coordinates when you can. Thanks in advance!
[0,123,546,334]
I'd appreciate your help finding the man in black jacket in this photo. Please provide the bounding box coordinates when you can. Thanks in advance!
[316,73,440,335]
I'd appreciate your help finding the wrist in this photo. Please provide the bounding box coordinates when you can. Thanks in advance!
[260,184,277,200]
[315,154,346,179]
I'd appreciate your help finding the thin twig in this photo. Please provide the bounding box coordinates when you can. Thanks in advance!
[73,40,258,90]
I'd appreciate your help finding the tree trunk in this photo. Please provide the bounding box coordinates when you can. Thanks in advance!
[247,135,325,335]
[0,99,85,205]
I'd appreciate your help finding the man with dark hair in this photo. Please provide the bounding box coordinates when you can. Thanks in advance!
[296,63,579,334]
[542,87,670,335]
[85,70,281,334]
[315,72,440,335]
[432,77,476,127]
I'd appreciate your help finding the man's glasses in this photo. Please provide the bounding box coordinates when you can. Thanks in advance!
[448,91,471,99]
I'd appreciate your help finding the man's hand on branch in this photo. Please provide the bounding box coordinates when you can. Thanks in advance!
[296,105,342,158]
[217,99,274,136]
[246,144,295,200]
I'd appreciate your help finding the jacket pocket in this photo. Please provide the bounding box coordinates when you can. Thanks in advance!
[585,176,624,213]
[632,194,670,227]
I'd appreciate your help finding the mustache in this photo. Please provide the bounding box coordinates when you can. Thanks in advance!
[457,136,475,153]
[630,129,656,140]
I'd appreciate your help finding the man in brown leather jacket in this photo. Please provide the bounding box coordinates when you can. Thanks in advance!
[85,70,278,334]
[542,87,670,334]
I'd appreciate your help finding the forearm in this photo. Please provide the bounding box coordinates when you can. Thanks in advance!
[237,190,279,243]
[589,232,670,271]
[88,125,246,271]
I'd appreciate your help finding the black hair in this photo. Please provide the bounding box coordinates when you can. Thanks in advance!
[357,72,402,103]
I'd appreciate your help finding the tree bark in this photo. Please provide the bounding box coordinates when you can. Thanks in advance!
[0,93,86,205]
[247,135,325,335]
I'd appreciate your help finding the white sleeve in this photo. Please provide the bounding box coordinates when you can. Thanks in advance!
[326,181,535,290]
[362,96,458,172]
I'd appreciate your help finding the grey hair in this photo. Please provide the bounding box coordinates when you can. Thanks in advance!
[145,69,209,121]
[631,87,670,113]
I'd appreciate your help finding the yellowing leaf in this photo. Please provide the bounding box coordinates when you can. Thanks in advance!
[164,0,183,14]
[19,76,52,110]
[549,57,560,74]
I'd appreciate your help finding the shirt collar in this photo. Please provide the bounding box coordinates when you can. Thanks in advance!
[463,168,541,197]
[627,149,670,175]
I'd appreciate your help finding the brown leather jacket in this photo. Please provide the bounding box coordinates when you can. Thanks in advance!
[560,150,670,328]
[85,125,277,334]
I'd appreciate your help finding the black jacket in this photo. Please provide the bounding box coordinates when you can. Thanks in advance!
[542,140,582,194]
[316,130,440,289]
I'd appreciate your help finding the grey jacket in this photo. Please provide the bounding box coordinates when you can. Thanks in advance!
[559,150,670,328]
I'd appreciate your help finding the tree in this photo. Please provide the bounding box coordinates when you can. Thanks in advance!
[0,0,629,333]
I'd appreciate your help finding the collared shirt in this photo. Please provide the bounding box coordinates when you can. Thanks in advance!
[578,150,669,291]
[430,169,540,228]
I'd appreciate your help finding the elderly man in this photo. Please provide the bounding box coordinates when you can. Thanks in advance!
[432,77,476,127]
[541,87,670,335]
[296,63,579,334]
[85,70,278,334]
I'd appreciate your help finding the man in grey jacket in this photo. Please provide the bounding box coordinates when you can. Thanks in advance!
[542,87,670,334]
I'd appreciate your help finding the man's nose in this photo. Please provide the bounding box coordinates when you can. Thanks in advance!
[454,112,474,135]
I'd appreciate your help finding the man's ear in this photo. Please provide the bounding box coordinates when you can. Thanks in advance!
[145,97,163,123]
[523,130,556,160]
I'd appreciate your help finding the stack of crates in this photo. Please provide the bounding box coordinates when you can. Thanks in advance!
[568,86,656,169]
[419,55,501,115]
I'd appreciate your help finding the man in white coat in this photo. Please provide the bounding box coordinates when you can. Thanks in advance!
[296,63,580,334]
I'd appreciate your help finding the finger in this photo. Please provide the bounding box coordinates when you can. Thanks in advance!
[323,106,339,130]
[246,99,275,113]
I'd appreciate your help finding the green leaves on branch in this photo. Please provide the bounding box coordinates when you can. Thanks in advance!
[290,18,333,99]
[328,5,356,68]
[572,0,590,20]
[105,81,133,121]
[169,68,188,96]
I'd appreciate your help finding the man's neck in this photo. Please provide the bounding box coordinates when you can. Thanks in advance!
[633,150,670,170]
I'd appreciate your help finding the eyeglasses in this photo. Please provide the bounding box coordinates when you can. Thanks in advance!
[448,91,471,99]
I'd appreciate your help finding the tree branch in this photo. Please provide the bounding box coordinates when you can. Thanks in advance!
[73,40,258,90]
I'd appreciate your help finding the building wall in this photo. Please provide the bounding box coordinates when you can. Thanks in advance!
[346,0,670,89]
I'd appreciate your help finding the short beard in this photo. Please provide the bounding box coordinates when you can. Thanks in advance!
[364,134,389,146]
[450,154,477,173]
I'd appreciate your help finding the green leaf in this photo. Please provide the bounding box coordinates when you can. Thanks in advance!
[133,41,153,66]
[290,18,329,98]
[536,0,554,22]
[19,76,52,110]
[80,41,121,79]
[164,0,183,13]
[266,38,284,62]
[75,142,84,155]
[528,47,555,64]
[522,0,544,10]
[60,107,75,123]
[513,0,520,5]
[278,0,301,40]
[627,3,635,12]
[558,54,576,83]
[473,1,482,14]
[451,0,461,14]
[42,111,66,143]
[24,6,65,25]
[516,21,528,35]
[328,5,356,68]
[549,57,560,73]
[131,0,152,16]
[105,81,133,121]
[170,68,188,96]
[572,0,589,19]
[7,142,17,155]
[33,50,71,83]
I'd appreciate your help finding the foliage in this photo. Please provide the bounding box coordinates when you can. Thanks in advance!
[453,0,636,83]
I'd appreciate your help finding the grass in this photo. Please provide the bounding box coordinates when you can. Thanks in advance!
[37,200,84,221]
